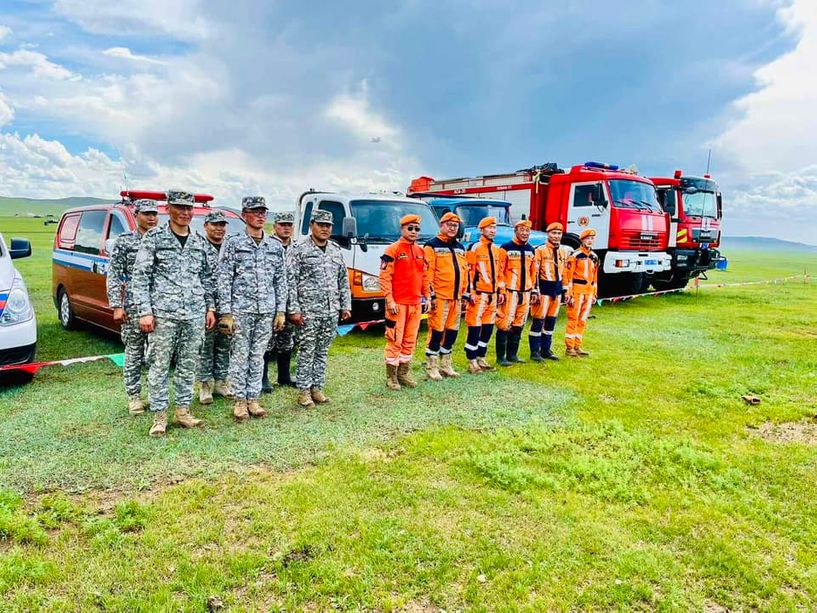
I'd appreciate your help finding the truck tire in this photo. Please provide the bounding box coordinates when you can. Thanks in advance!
[652,274,690,291]
[606,272,644,297]
[58,289,77,330]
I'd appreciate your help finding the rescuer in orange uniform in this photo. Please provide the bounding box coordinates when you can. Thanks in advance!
[380,214,431,390]
[463,216,505,373]
[496,219,539,366]
[424,212,470,380]
[563,228,599,357]
[529,222,570,361]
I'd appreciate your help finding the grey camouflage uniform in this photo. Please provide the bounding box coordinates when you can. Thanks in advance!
[198,235,231,383]
[287,216,351,391]
[218,202,287,400]
[131,212,216,413]
[268,221,297,353]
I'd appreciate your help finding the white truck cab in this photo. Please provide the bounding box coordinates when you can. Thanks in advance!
[296,191,438,322]
[0,232,36,368]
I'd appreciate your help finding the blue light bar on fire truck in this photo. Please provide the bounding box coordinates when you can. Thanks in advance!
[584,161,619,171]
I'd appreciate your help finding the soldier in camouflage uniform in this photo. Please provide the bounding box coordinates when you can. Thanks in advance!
[262,210,297,392]
[218,196,287,421]
[287,209,352,407]
[197,210,233,404]
[131,190,217,437]
[106,199,159,415]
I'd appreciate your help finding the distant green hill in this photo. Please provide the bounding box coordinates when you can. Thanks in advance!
[721,236,817,253]
[0,195,109,217]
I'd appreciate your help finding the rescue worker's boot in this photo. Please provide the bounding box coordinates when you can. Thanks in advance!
[507,329,525,363]
[565,347,579,358]
[425,355,444,381]
[214,379,233,398]
[233,399,249,422]
[476,357,495,371]
[576,346,590,357]
[495,330,512,367]
[128,394,145,415]
[261,351,274,394]
[467,359,482,374]
[396,362,417,388]
[199,380,214,405]
[174,406,204,428]
[439,353,460,378]
[149,411,167,437]
[297,389,316,408]
[529,331,544,362]
[277,350,296,387]
[247,399,267,418]
[311,387,331,404]
[386,364,402,391]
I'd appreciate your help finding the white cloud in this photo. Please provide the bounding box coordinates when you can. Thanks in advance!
[0,93,13,127]
[0,48,76,80]
[324,81,400,146]
[0,25,11,41]
[102,47,166,65]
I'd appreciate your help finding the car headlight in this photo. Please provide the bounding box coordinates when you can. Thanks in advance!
[1,279,34,326]
[362,275,382,292]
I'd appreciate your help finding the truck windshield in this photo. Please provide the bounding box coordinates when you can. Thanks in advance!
[609,180,662,212]
[158,214,245,236]
[350,199,438,241]
[455,204,512,226]
[682,191,718,218]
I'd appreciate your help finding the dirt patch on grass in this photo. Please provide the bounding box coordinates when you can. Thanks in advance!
[750,419,817,445]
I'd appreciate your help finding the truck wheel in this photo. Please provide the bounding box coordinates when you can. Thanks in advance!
[653,274,690,291]
[610,272,645,297]
[58,289,77,330]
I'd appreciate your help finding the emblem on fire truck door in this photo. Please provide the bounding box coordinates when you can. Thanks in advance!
[578,216,590,227]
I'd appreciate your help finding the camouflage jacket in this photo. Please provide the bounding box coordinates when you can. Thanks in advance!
[131,224,216,320]
[287,237,351,317]
[218,232,287,315]
[202,238,224,313]
[106,230,144,312]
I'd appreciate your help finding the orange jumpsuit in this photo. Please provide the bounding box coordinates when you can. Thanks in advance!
[464,235,504,360]
[496,238,538,331]
[529,242,570,357]
[562,246,599,351]
[380,238,429,365]
[424,234,470,356]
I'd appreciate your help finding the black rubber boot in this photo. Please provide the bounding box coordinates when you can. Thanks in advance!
[277,350,296,387]
[261,351,274,394]
[495,330,512,367]
[507,328,526,363]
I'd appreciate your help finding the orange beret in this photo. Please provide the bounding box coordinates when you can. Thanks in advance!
[478,216,497,229]
[579,229,597,240]
[400,214,421,226]
[439,212,461,224]
[514,219,532,229]
[546,222,564,232]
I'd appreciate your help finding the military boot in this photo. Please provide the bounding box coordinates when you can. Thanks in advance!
[467,359,482,374]
[261,351,274,394]
[311,387,330,404]
[439,353,460,378]
[386,364,401,391]
[476,357,495,371]
[199,381,214,405]
[277,350,296,387]
[174,407,204,428]
[396,362,417,388]
[425,355,443,381]
[297,389,316,408]
[214,379,233,398]
[247,399,267,418]
[149,411,167,437]
[128,394,145,415]
[233,399,249,422]
[495,330,512,366]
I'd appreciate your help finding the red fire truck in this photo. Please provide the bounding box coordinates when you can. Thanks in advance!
[408,162,671,296]
[650,171,723,290]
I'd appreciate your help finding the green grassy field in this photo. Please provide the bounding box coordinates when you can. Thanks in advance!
[1,217,816,610]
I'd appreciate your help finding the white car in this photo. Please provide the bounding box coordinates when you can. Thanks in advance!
[0,232,36,368]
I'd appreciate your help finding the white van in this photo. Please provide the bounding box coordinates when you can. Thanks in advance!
[0,232,36,368]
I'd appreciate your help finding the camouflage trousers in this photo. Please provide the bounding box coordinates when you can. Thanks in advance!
[230,313,274,400]
[120,313,148,397]
[199,325,230,382]
[296,314,337,391]
[147,316,205,412]
[266,320,296,353]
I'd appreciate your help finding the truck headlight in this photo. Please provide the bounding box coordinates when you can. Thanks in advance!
[1,280,34,326]
[362,275,381,292]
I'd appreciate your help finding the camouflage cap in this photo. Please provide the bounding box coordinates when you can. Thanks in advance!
[311,209,334,225]
[205,210,228,224]
[167,190,195,206]
[133,199,159,214]
[273,210,295,224]
[241,196,267,210]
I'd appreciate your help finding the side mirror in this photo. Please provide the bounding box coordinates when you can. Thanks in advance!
[103,238,116,255]
[716,192,722,219]
[662,191,677,217]
[342,216,357,239]
[456,223,465,240]
[9,237,32,259]
[593,184,607,208]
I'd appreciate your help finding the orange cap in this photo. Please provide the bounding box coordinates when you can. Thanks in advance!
[579,228,597,240]
[400,214,421,226]
[439,212,461,224]
[478,216,497,229]
[546,222,564,232]
[514,219,532,229]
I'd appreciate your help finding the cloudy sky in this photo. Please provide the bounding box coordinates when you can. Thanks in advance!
[0,0,814,242]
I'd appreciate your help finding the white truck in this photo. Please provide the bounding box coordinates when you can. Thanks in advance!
[0,232,36,373]
[295,191,439,322]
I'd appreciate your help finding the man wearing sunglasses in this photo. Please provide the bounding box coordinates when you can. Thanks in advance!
[379,214,431,390]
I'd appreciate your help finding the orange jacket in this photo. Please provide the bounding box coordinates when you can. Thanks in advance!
[498,238,538,293]
[380,237,429,305]
[563,247,599,296]
[467,236,504,294]
[424,234,470,300]
[534,242,570,297]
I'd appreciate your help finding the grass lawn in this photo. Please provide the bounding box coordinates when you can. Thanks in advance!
[1,217,816,610]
